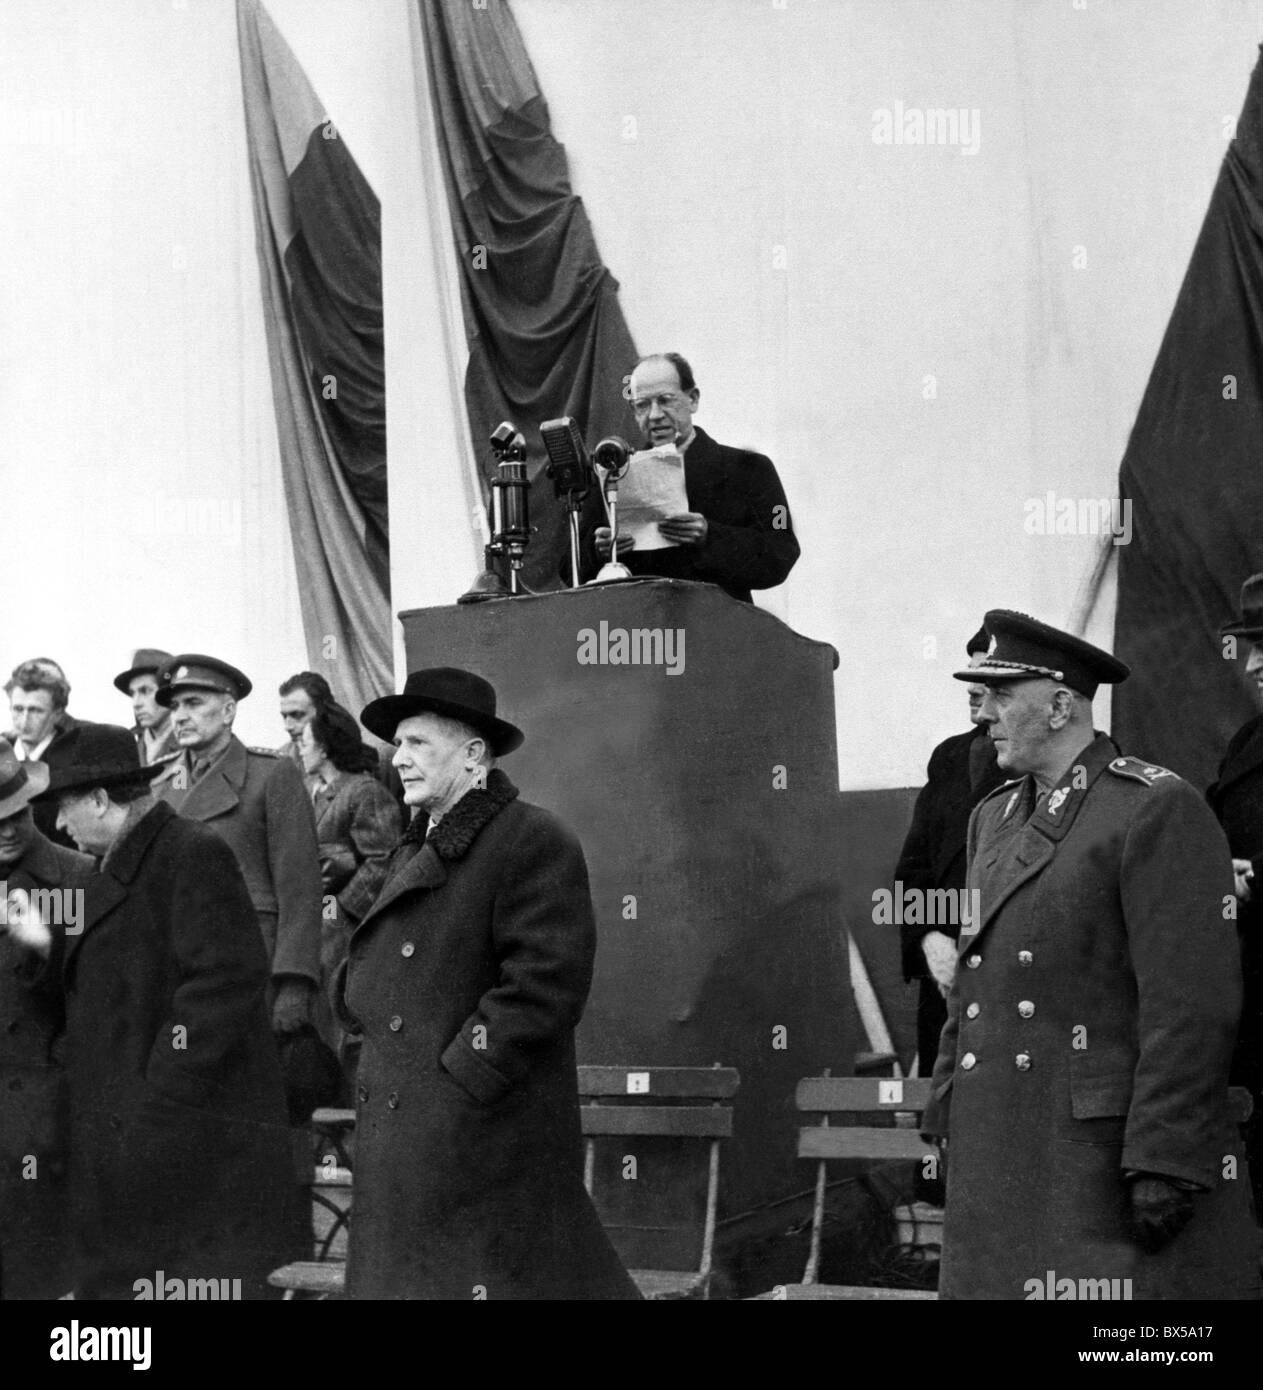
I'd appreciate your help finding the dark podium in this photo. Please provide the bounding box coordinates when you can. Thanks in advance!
[400,579,854,1271]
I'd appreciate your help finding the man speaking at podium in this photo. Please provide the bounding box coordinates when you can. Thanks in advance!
[581,352,800,604]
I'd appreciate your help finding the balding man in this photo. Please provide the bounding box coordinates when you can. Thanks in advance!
[923,610,1258,1300]
[149,655,321,1036]
[578,352,799,604]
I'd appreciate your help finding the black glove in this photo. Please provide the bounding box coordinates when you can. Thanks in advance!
[1128,1176,1195,1252]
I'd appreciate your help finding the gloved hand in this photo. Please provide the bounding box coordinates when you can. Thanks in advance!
[922,931,957,996]
[271,977,314,1035]
[1128,1175,1195,1252]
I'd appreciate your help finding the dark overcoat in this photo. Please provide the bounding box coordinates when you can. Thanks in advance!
[924,734,1259,1300]
[1206,711,1263,1092]
[47,801,295,1299]
[0,830,90,1298]
[152,736,322,987]
[336,771,639,1300]
[575,426,800,603]
[892,726,1005,1069]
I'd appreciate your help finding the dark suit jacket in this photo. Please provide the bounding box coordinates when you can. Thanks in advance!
[576,427,800,603]
[893,726,1006,980]
[151,736,322,986]
[45,801,293,1298]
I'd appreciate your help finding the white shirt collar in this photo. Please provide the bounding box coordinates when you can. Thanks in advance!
[15,733,53,762]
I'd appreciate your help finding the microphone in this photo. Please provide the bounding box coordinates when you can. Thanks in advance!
[540,417,593,501]
[593,436,632,480]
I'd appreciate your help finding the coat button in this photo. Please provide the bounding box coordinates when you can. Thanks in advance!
[389,1015,403,1032]
[387,1092,400,1110]
[1018,1000,1035,1018]
[1017,950,1033,966]
[357,1084,369,1103]
[965,954,982,969]
[960,1053,977,1070]
[401,942,415,958]
[965,1003,980,1019]
[1015,1053,1032,1071]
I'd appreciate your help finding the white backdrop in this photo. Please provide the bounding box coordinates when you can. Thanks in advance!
[2,0,1259,775]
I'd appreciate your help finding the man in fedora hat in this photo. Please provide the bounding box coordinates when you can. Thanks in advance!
[3,724,295,1299]
[112,649,177,766]
[0,738,90,1298]
[923,611,1257,1300]
[149,654,322,1036]
[335,667,637,1299]
[1207,572,1263,1215]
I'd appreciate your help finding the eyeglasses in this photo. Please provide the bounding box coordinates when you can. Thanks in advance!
[631,392,690,415]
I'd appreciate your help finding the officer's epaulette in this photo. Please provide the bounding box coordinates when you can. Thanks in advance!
[248,745,281,758]
[1106,755,1178,786]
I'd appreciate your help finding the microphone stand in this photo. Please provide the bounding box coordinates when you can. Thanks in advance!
[591,458,633,584]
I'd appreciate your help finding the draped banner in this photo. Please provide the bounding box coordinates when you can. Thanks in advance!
[419,0,639,590]
[236,0,391,716]
[1112,46,1263,788]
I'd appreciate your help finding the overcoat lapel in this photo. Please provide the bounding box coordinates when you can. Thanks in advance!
[63,802,173,968]
[966,734,1117,945]
[352,843,447,938]
[1209,717,1263,802]
[171,738,247,821]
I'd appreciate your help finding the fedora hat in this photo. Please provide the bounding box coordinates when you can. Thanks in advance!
[0,738,49,818]
[33,723,160,801]
[360,667,524,755]
[1221,574,1263,641]
[113,648,174,695]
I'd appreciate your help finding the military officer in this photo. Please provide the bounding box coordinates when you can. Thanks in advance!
[149,655,321,1034]
[923,610,1258,1300]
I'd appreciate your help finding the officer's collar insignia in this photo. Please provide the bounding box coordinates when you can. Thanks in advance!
[1046,787,1069,816]
[1004,789,1020,819]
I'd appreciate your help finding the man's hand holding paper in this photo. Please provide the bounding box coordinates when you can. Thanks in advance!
[604,445,693,552]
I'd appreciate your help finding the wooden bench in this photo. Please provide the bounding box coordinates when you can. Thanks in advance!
[579,1064,739,1300]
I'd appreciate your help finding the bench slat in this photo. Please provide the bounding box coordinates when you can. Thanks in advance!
[796,1077,934,1112]
[578,1066,739,1099]
[581,1105,733,1138]
[798,1128,935,1161]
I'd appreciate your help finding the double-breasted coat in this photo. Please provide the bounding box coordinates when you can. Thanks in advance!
[152,736,322,988]
[335,770,639,1300]
[37,800,295,1299]
[0,830,90,1298]
[924,734,1259,1300]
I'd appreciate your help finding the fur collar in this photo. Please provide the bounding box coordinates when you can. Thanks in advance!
[418,768,519,863]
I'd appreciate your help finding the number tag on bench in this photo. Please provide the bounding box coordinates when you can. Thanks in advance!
[626,1072,650,1094]
[879,1080,903,1106]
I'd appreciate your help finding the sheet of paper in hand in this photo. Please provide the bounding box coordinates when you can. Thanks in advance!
[611,446,690,551]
